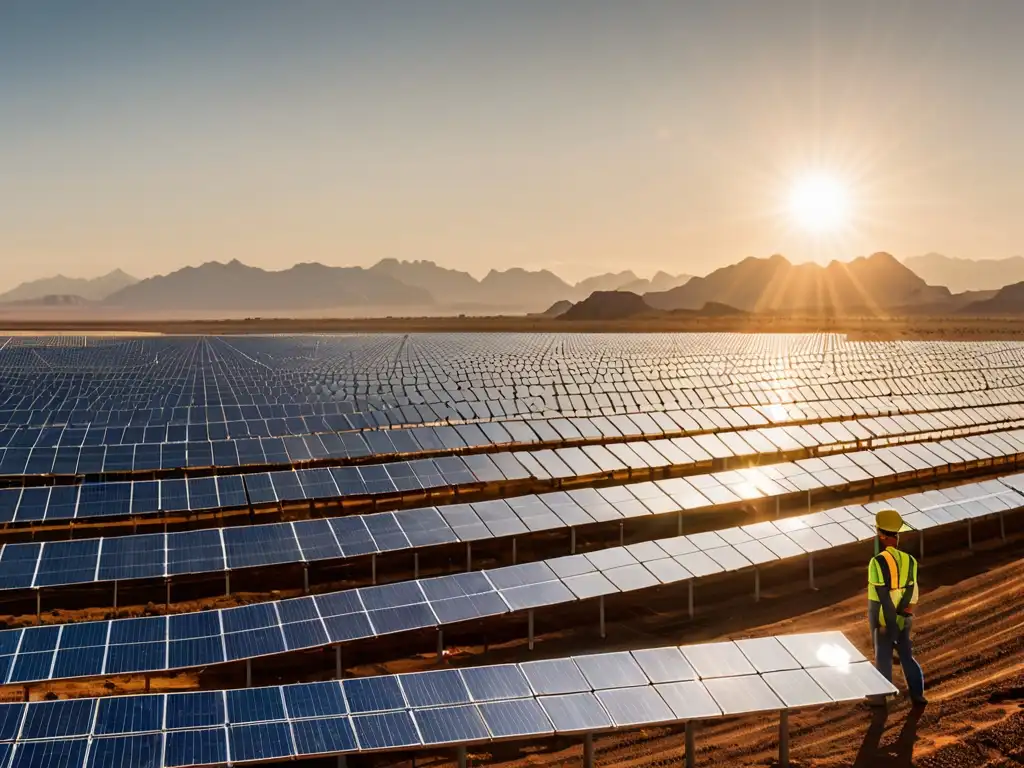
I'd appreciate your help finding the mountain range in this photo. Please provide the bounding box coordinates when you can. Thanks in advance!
[1,260,691,313]
[7,252,1024,317]
[560,252,1000,320]
[645,252,949,313]
[0,269,137,304]
[902,253,1024,292]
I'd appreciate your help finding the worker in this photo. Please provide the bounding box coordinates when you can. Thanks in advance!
[867,508,926,707]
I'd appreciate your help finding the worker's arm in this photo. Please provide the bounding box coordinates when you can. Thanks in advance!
[875,586,899,639]
[871,555,900,639]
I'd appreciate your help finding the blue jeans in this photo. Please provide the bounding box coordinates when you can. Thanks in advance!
[873,619,924,698]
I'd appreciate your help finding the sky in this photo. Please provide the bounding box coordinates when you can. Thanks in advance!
[3,1,1023,286]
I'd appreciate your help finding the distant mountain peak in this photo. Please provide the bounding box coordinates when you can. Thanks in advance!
[903,253,1024,292]
[0,269,139,304]
[645,252,947,313]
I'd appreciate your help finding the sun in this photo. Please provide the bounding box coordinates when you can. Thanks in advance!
[788,173,850,233]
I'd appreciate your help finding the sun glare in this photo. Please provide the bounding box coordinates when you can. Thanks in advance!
[788,173,850,233]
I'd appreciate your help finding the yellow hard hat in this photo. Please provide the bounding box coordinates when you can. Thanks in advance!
[875,508,906,534]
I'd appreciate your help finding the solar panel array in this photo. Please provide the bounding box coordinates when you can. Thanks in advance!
[1,392,1022,481]
[1,333,1021,767]
[2,439,1021,595]
[0,631,895,768]
[0,472,1016,687]
[1,407,1021,530]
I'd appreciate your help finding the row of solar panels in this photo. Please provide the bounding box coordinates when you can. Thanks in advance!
[0,473,1017,687]
[0,361,1012,433]
[0,632,893,768]
[0,356,1018,432]
[3,430,1020,593]
[1,405,1021,529]
[0,386,1019,479]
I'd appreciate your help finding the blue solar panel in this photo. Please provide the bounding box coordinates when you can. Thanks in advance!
[215,475,247,508]
[97,534,166,582]
[52,645,105,679]
[228,721,295,762]
[9,738,88,768]
[479,698,554,739]
[461,665,533,703]
[328,516,376,557]
[342,676,406,714]
[85,733,163,768]
[399,669,473,708]
[20,699,95,739]
[43,485,78,520]
[0,704,24,742]
[33,539,99,587]
[293,519,343,561]
[414,704,489,746]
[164,728,227,768]
[223,524,300,569]
[166,530,223,576]
[0,544,40,589]
[93,696,165,736]
[291,716,357,756]
[351,711,421,751]
[538,692,614,733]
[283,681,347,719]
[165,692,225,730]
[226,687,286,724]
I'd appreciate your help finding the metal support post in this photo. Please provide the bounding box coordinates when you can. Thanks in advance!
[466,542,472,571]
[335,646,343,678]
[754,568,760,602]
[808,555,816,590]
[413,552,419,579]
[684,721,697,768]
[1000,511,1006,541]
[688,581,694,619]
[583,733,595,768]
[528,609,535,651]
[113,581,118,609]
[303,565,309,595]
[775,496,780,518]
[619,522,624,547]
[371,553,377,585]
[967,520,973,551]
[35,590,41,620]
[779,710,790,767]
[225,571,230,595]
[246,659,252,688]
[919,531,925,561]
[677,510,683,536]
[437,629,445,661]
[807,490,812,511]
[165,579,171,610]
[512,537,518,565]
[456,746,467,768]
[570,527,576,554]
[599,596,606,639]
[336,756,347,768]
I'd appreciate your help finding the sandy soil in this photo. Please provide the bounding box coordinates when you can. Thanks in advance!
[5,314,1024,339]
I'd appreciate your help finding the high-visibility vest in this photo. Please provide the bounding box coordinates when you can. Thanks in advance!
[868,546,919,630]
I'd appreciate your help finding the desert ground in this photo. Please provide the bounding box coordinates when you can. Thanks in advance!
[5,313,1024,340]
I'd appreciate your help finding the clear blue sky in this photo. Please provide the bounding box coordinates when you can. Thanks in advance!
[2,1,1022,285]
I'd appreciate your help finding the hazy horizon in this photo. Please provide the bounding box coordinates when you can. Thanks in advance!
[4,1,1024,287]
